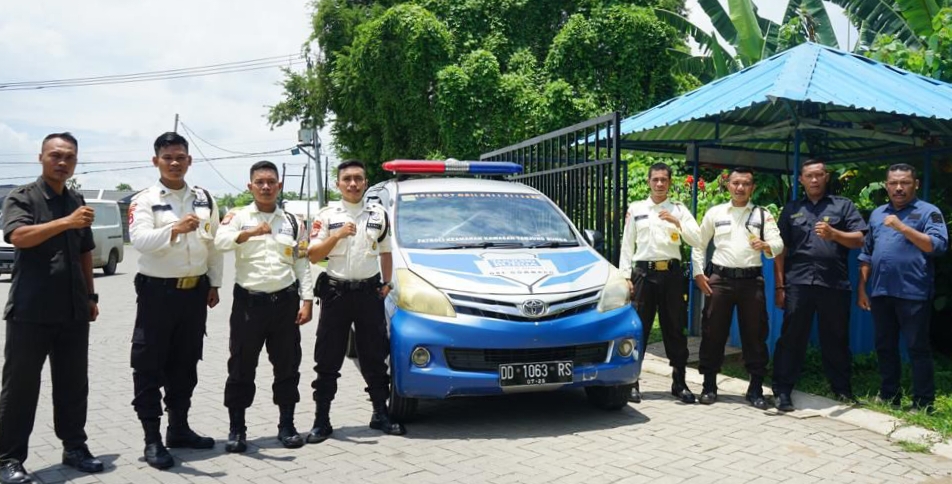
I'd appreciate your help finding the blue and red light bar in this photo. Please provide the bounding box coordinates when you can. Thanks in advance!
[382,159,523,175]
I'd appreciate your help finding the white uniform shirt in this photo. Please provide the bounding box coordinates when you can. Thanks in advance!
[691,202,784,271]
[618,197,702,276]
[129,181,223,286]
[214,204,313,300]
[311,200,391,281]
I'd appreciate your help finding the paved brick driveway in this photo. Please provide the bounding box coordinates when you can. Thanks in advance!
[1,249,950,483]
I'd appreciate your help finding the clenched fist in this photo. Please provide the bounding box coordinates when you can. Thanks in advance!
[66,206,95,229]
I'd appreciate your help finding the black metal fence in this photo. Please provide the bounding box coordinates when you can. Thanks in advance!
[480,113,626,264]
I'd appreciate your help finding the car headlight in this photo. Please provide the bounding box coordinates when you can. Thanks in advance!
[395,268,457,318]
[597,269,631,313]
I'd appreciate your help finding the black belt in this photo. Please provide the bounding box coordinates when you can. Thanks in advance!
[326,275,381,292]
[234,283,299,306]
[136,273,207,290]
[635,259,680,272]
[712,264,761,279]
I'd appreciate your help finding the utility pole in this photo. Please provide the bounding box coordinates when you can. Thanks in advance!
[313,127,325,207]
[173,113,179,133]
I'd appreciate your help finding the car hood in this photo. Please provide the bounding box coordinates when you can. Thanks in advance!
[399,248,610,295]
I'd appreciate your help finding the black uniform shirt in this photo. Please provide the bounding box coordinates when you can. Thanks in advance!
[1,178,95,323]
[778,194,867,290]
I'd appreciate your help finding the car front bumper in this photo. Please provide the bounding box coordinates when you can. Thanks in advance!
[390,305,643,399]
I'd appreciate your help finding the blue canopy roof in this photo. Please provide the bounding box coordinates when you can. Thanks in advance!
[614,42,952,163]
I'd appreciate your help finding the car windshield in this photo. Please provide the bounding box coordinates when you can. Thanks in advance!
[395,191,579,249]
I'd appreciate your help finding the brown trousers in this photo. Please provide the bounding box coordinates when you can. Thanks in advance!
[697,274,769,377]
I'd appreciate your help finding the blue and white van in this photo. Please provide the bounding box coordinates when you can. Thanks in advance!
[370,160,642,420]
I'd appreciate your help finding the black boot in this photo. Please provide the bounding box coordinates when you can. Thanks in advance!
[141,419,174,470]
[225,408,247,454]
[698,373,717,405]
[369,400,406,436]
[306,401,333,444]
[671,367,696,404]
[627,381,642,403]
[745,375,768,410]
[166,409,215,449]
[277,404,304,449]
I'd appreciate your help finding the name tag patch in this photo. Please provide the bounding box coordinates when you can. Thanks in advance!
[632,214,648,221]
[714,220,731,228]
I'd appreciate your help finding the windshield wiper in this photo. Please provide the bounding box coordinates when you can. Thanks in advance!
[430,241,525,250]
[525,241,580,248]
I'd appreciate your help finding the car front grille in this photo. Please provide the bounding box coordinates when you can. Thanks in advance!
[446,289,601,322]
[444,343,610,372]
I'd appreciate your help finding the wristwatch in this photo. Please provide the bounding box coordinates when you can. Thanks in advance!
[382,281,394,290]
[88,293,99,303]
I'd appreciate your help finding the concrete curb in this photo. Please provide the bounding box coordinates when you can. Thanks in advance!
[639,354,952,459]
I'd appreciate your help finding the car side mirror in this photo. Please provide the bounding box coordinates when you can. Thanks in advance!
[583,229,604,252]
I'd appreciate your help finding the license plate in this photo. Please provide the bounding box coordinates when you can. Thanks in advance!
[498,361,573,387]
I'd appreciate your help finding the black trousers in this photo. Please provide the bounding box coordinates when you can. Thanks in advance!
[311,284,390,405]
[871,296,934,406]
[698,274,769,377]
[772,285,852,395]
[631,267,689,367]
[131,274,208,420]
[0,320,89,464]
[224,285,302,409]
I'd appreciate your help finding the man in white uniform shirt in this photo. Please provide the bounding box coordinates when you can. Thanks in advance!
[305,160,405,443]
[128,132,223,469]
[618,162,702,404]
[214,161,313,453]
[692,167,783,409]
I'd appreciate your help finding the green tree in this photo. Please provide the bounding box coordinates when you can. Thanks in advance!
[66,178,81,191]
[270,1,691,180]
[115,183,133,191]
[828,0,947,49]
[658,0,838,80]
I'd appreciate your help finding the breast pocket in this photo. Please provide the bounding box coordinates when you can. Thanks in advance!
[274,234,297,263]
[154,210,178,228]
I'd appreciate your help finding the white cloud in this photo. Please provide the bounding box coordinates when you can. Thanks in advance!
[0,0,328,195]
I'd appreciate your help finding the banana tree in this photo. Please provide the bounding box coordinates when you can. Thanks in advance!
[829,0,947,49]
[659,0,840,80]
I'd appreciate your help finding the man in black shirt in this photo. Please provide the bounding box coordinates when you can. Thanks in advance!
[772,159,867,411]
[0,133,104,484]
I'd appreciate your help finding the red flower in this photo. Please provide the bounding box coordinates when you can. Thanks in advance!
[698,179,706,190]
[685,175,694,185]
[721,172,728,180]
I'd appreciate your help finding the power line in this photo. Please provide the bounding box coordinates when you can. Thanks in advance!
[178,121,270,156]
[0,54,304,91]
[0,149,296,166]
[178,123,245,193]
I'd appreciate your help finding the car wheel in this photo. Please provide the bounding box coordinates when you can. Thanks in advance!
[389,383,418,422]
[345,326,358,358]
[585,384,628,410]
[103,250,119,275]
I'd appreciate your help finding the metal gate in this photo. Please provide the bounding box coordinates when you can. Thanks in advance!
[479,112,625,263]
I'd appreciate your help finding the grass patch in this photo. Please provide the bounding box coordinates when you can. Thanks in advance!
[895,440,932,453]
[714,348,952,439]
[646,317,663,346]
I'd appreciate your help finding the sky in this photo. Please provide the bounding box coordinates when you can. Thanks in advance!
[0,0,325,196]
[1,1,854,196]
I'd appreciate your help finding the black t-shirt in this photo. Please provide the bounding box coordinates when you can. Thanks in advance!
[778,194,868,290]
[1,178,95,323]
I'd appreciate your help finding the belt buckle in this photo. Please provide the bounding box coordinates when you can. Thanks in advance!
[176,276,199,290]
[655,260,669,271]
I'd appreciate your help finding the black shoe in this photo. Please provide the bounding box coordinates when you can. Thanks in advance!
[628,382,642,403]
[370,410,407,436]
[0,461,31,484]
[834,393,860,406]
[912,401,937,415]
[874,394,902,409]
[61,446,104,473]
[306,421,333,444]
[166,427,214,449]
[698,390,717,405]
[278,426,304,449]
[746,392,769,410]
[671,385,696,404]
[225,430,247,453]
[776,393,794,412]
[143,442,174,470]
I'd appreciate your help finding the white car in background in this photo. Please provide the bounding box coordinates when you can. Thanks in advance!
[0,199,124,276]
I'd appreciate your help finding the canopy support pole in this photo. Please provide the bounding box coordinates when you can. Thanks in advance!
[924,149,932,202]
[792,130,802,201]
[688,143,700,336]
